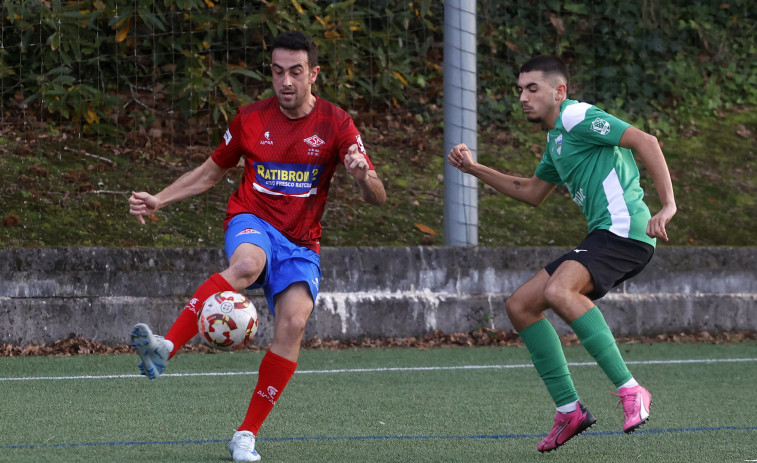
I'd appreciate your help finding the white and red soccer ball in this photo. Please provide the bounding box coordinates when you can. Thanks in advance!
[197,291,258,351]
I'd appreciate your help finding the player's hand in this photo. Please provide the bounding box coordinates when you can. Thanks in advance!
[344,144,369,181]
[128,191,159,225]
[646,204,676,241]
[448,143,476,173]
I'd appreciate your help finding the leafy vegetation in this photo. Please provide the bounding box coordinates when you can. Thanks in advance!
[476,0,757,132]
[1,1,755,136]
[0,1,755,248]
[0,0,439,140]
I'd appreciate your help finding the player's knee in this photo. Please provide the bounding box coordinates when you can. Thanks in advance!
[505,294,526,319]
[506,285,549,325]
[228,257,264,286]
[277,312,308,338]
[542,280,568,308]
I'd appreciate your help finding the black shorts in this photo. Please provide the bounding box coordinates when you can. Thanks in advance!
[544,229,655,301]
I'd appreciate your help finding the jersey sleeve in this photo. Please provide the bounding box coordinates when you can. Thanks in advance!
[211,112,244,169]
[535,151,562,185]
[337,116,375,170]
[568,106,631,147]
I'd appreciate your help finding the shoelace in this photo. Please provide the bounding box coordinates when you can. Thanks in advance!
[233,433,255,452]
[610,390,638,412]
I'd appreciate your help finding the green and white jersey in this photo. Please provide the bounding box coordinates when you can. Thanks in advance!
[535,99,655,247]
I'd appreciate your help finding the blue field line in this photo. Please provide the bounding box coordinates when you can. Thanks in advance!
[3,426,756,451]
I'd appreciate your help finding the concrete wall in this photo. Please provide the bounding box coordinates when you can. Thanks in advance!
[0,247,755,346]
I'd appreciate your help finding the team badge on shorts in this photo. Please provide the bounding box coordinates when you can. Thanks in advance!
[235,228,261,237]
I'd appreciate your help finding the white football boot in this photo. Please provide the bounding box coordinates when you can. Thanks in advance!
[130,323,173,380]
[228,430,261,462]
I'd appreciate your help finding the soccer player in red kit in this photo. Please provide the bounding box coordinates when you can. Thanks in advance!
[128,31,386,462]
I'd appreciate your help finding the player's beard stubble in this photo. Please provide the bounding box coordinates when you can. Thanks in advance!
[277,87,313,115]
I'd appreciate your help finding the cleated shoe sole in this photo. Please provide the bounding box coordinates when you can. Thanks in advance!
[130,323,172,380]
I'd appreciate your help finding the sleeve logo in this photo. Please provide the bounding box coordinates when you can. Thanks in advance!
[224,129,232,145]
[590,117,611,135]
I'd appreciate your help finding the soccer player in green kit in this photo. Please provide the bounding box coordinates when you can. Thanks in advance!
[447,55,676,452]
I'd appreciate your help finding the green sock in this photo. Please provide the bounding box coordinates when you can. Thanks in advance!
[519,318,578,407]
[570,306,632,388]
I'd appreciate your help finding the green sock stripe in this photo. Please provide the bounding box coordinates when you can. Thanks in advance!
[519,318,578,407]
[571,307,632,388]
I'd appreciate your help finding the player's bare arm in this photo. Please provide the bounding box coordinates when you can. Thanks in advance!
[619,126,677,241]
[344,144,387,205]
[129,157,230,224]
[448,143,556,206]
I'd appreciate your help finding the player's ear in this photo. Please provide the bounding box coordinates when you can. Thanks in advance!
[555,82,567,101]
[309,65,320,85]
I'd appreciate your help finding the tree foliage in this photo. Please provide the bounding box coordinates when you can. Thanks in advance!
[1,0,754,136]
[477,0,757,131]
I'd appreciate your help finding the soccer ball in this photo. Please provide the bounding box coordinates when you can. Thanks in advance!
[197,291,258,351]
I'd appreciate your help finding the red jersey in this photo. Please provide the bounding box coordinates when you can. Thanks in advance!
[211,96,374,254]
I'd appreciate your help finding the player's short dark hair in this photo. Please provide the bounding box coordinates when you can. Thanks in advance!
[520,55,569,89]
[272,30,318,69]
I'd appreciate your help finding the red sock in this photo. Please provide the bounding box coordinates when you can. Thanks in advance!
[238,351,298,435]
[165,273,235,358]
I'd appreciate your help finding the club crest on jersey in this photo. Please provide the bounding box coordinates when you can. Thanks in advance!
[591,117,611,135]
[304,135,325,147]
[260,131,274,145]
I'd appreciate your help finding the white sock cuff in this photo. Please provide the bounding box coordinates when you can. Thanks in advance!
[619,378,640,390]
[556,400,579,414]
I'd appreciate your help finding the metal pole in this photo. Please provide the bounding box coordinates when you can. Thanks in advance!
[443,0,478,246]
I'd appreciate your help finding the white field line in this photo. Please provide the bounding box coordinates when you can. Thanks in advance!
[1,357,756,382]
